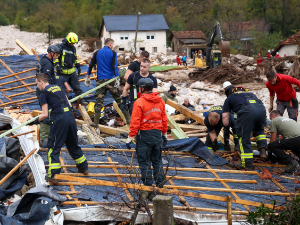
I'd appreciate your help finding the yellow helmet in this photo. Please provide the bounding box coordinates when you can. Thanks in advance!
[66,32,78,44]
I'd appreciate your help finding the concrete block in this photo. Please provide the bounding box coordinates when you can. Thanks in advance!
[152,195,173,225]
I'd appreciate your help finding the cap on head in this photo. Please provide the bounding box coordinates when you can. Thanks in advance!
[47,45,61,54]
[169,85,177,92]
[137,78,154,88]
[66,32,79,44]
[202,103,206,105]
[223,81,232,89]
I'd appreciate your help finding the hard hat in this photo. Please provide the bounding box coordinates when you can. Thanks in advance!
[182,53,185,55]
[276,52,279,54]
[223,81,232,89]
[258,54,261,56]
[47,45,61,54]
[137,78,154,88]
[268,50,270,52]
[232,87,246,93]
[66,32,79,44]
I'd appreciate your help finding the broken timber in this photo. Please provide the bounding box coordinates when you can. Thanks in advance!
[166,99,205,125]
[166,111,188,139]
[113,101,127,125]
[15,39,34,55]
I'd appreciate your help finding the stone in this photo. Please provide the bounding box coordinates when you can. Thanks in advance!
[152,195,174,225]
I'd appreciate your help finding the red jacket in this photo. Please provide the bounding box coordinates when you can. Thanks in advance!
[129,92,168,137]
[266,73,300,101]
[257,57,263,65]
[267,53,271,58]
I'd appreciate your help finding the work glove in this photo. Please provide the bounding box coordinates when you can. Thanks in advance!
[85,76,91,87]
[126,136,134,150]
[120,96,129,112]
[212,138,219,152]
[27,118,40,126]
[162,133,168,146]
[77,67,81,76]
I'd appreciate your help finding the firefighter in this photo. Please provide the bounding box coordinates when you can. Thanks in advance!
[33,73,88,183]
[222,87,268,169]
[126,78,168,188]
[204,105,239,152]
[55,32,87,105]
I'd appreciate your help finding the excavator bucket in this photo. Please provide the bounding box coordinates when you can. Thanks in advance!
[220,41,230,57]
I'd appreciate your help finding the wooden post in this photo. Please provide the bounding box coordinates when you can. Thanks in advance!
[227,195,232,225]
[0,148,36,186]
[133,12,141,57]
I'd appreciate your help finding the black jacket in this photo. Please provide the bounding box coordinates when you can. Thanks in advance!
[36,54,56,84]
[55,38,79,70]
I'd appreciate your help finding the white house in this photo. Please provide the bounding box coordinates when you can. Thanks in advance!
[272,31,300,56]
[98,14,169,54]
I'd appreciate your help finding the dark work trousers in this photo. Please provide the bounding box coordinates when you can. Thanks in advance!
[129,99,137,115]
[61,72,82,96]
[276,98,298,121]
[268,136,300,163]
[205,115,238,149]
[136,129,164,186]
[47,110,88,178]
[235,101,267,167]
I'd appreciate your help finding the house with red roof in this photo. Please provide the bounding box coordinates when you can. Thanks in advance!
[169,31,207,57]
[272,31,300,56]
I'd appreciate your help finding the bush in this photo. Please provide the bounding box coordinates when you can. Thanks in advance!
[0,12,10,26]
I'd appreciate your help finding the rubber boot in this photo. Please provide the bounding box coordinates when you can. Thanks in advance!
[90,112,100,128]
[259,147,268,160]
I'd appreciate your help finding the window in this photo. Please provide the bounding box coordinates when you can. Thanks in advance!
[119,48,124,51]
[120,34,129,40]
[146,33,155,40]
[139,47,145,51]
[153,47,157,53]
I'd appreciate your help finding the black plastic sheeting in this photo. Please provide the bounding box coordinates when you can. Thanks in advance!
[0,55,114,111]
[38,137,300,214]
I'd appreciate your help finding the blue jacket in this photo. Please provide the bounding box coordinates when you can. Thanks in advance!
[87,46,119,79]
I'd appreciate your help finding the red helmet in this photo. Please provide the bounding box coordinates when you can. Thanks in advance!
[258,54,261,56]
[182,53,185,55]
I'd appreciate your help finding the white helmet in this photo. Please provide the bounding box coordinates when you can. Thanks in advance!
[276,52,279,54]
[223,81,232,89]
[268,50,270,53]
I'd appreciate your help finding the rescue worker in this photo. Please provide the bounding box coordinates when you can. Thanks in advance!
[204,105,239,152]
[36,45,61,146]
[86,38,125,128]
[126,78,168,188]
[266,71,300,121]
[268,110,300,172]
[222,87,268,169]
[182,53,187,66]
[55,32,87,105]
[123,51,150,81]
[33,73,88,183]
[257,54,263,66]
[267,50,271,58]
[176,53,181,66]
[223,81,235,97]
[275,52,281,58]
[182,98,195,111]
[55,75,72,95]
[202,103,209,117]
[122,58,158,115]
[162,85,178,103]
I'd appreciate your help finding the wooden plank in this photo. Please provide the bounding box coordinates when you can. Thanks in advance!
[170,114,188,121]
[15,39,34,55]
[49,164,259,175]
[59,155,81,207]
[31,49,40,60]
[113,101,127,125]
[166,99,205,125]
[2,83,35,93]
[0,74,36,87]
[178,124,207,132]
[60,173,257,184]
[107,157,134,202]
[206,164,250,211]
[0,68,35,82]
[7,90,35,98]
[78,104,104,144]
[167,111,188,139]
[171,129,186,139]
[54,174,278,209]
[0,97,37,107]
[168,179,191,207]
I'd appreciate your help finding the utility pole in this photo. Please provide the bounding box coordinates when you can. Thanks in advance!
[133,12,141,57]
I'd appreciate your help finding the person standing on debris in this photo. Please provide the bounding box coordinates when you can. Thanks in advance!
[267,50,271,58]
[204,105,239,152]
[257,54,263,66]
[222,87,268,169]
[126,78,168,188]
[176,53,181,66]
[33,73,88,183]
[202,103,209,117]
[182,53,187,66]
[122,59,158,115]
[55,32,87,105]
[182,98,195,111]
[275,52,281,58]
[162,85,178,103]
[223,81,235,97]
[86,38,125,128]
[266,71,300,121]
[123,51,150,81]
[268,110,300,172]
